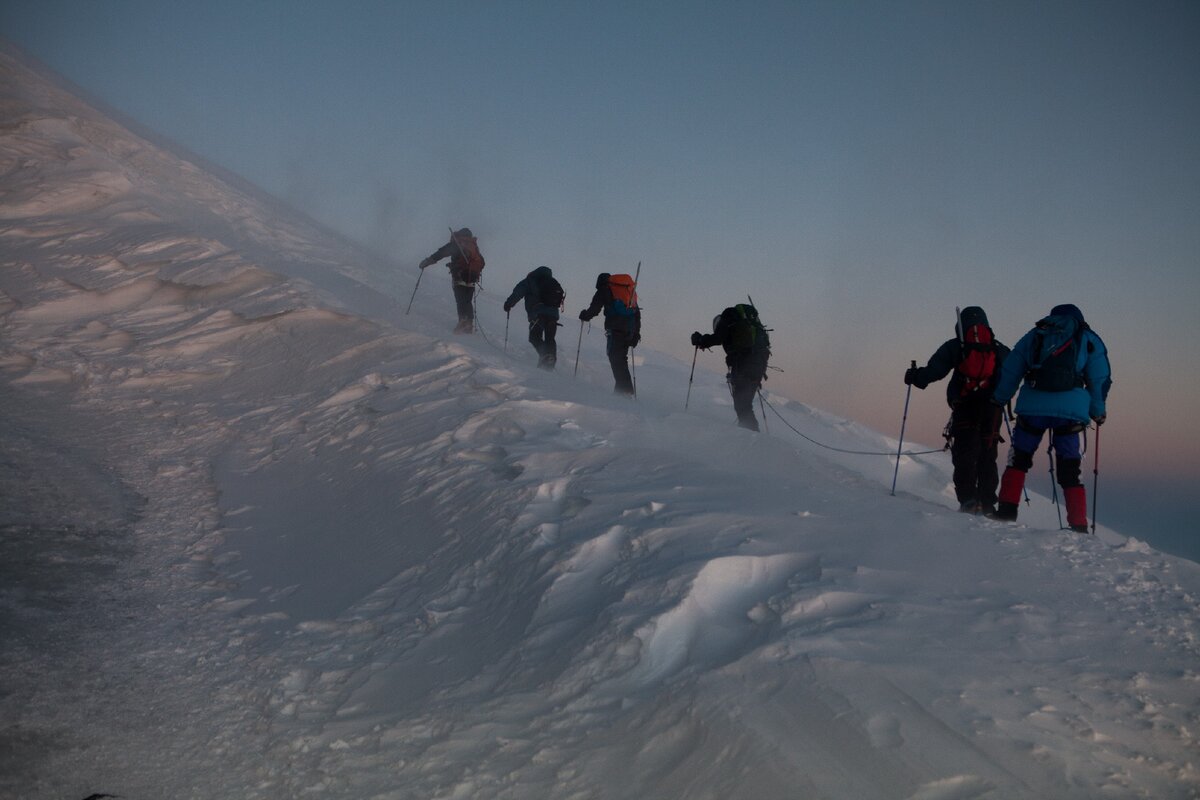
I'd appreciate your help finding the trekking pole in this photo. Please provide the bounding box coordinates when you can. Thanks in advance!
[1091,424,1101,534]
[405,266,425,315]
[1002,409,1031,504]
[630,260,641,396]
[685,347,699,410]
[504,310,510,354]
[1047,443,1063,530]
[890,360,917,496]
[574,319,585,377]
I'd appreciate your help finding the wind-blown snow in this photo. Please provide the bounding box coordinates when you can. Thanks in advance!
[2,47,1198,800]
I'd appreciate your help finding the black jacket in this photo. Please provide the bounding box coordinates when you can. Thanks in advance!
[696,308,769,375]
[505,266,562,321]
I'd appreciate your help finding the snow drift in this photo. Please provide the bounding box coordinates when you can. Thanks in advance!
[2,46,1198,800]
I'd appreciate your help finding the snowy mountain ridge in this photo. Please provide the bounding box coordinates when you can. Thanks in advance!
[2,47,1199,800]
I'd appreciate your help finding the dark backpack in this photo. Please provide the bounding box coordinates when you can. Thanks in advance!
[539,276,565,310]
[725,304,770,354]
[956,323,997,396]
[1026,321,1086,392]
[607,274,638,318]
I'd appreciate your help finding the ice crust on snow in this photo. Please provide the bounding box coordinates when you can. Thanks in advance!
[2,45,1199,800]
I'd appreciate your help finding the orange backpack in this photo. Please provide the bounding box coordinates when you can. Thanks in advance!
[607,274,637,317]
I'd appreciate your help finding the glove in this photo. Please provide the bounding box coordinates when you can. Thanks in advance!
[1092,413,1106,426]
[579,309,590,321]
[904,367,919,386]
[691,332,703,348]
[418,257,433,269]
[630,333,640,348]
[503,300,514,313]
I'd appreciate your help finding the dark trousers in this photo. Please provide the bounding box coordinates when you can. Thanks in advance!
[453,283,475,323]
[529,315,558,369]
[607,331,635,395]
[728,358,766,431]
[948,400,1003,506]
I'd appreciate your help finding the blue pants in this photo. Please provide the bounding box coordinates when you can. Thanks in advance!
[1011,415,1082,461]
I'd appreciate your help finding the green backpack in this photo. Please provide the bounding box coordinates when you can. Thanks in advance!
[724,304,770,353]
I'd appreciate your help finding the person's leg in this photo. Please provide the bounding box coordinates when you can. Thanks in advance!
[728,369,760,431]
[607,333,634,395]
[528,317,545,360]
[1052,426,1088,531]
[949,406,983,510]
[977,403,1003,512]
[453,284,475,332]
[542,317,558,369]
[994,417,1045,520]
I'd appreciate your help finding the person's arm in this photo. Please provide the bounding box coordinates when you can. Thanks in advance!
[1083,331,1112,421]
[905,339,958,389]
[503,280,527,312]
[419,240,456,269]
[580,289,605,320]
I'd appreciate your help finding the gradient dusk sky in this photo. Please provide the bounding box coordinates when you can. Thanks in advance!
[3,1,1198,556]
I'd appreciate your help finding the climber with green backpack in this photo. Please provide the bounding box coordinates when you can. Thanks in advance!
[691,303,771,431]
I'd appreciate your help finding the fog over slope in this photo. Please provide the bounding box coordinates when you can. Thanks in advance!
[2,47,1198,800]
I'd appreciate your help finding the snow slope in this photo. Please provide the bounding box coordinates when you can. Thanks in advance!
[2,47,1199,800]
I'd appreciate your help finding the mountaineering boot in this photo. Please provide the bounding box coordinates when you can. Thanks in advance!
[1063,485,1089,533]
[454,319,474,334]
[989,502,1018,522]
[958,501,982,514]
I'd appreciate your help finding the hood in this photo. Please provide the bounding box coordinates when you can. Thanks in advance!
[596,272,611,290]
[956,306,989,338]
[1048,303,1085,325]
[530,266,553,280]
[454,227,473,238]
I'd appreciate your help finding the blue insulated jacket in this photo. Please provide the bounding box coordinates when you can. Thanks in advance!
[992,306,1111,423]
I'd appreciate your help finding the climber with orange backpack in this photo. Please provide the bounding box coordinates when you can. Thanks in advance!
[904,306,1011,515]
[419,227,486,333]
[579,272,642,396]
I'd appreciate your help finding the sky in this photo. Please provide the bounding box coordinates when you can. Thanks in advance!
[2,0,1198,553]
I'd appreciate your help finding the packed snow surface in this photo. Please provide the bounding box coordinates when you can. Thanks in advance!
[1,48,1198,800]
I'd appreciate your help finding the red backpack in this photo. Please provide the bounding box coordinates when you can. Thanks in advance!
[451,232,485,279]
[956,323,996,396]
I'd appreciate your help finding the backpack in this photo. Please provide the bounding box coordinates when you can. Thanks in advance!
[539,275,565,310]
[1026,321,1086,392]
[607,274,638,318]
[955,323,997,396]
[452,232,485,279]
[725,304,770,354]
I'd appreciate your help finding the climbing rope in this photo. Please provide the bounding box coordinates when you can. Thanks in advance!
[760,394,945,458]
